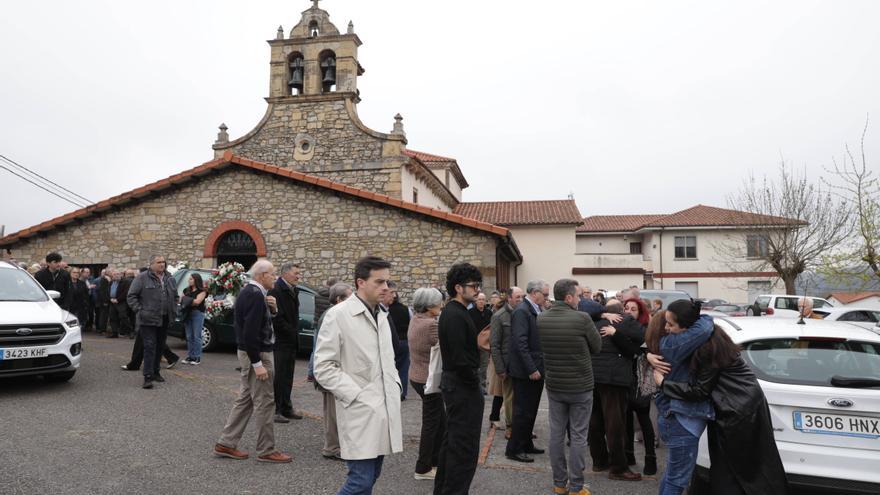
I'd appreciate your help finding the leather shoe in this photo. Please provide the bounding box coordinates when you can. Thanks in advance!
[524,446,545,454]
[213,443,248,460]
[282,410,304,420]
[608,470,642,481]
[591,464,609,472]
[274,414,290,424]
[142,379,153,389]
[505,453,534,463]
[257,451,292,463]
[152,374,165,383]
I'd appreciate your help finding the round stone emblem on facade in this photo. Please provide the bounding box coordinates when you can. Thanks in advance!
[294,133,316,161]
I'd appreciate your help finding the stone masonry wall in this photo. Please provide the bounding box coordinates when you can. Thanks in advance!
[219,99,403,198]
[8,168,499,299]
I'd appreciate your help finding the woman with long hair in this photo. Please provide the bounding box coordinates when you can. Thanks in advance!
[654,321,788,494]
[645,300,714,495]
[182,273,207,365]
[622,297,657,475]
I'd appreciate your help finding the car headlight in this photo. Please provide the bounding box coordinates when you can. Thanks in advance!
[65,317,80,328]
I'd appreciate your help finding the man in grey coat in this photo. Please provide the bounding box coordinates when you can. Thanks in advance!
[126,255,178,389]
[489,286,523,430]
[538,279,602,495]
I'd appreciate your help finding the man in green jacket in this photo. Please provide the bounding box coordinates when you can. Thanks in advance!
[537,279,602,495]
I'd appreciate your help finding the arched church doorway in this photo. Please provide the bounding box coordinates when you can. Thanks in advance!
[216,230,258,270]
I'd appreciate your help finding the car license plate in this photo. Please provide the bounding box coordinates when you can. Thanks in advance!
[794,411,880,439]
[0,347,49,360]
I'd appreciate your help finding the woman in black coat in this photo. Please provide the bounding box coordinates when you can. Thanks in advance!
[657,327,788,495]
[68,267,91,326]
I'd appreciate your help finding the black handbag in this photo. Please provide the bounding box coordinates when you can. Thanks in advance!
[178,294,195,319]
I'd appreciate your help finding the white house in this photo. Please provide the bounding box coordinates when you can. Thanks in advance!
[826,292,880,309]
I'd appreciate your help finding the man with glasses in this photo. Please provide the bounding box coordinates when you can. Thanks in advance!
[505,280,549,463]
[433,262,484,494]
[214,259,291,464]
[127,255,178,389]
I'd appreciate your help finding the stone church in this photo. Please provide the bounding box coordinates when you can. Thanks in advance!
[0,2,524,294]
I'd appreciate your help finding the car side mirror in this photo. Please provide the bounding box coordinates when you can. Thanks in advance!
[47,290,61,299]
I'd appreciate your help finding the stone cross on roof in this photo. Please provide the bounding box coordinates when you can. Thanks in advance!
[312,0,321,9]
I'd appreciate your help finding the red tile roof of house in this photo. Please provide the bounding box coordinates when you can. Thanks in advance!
[404,149,469,189]
[404,150,457,163]
[577,205,804,233]
[826,292,880,305]
[0,152,510,246]
[453,200,583,226]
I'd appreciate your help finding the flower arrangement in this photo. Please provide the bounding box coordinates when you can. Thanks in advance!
[205,298,233,321]
[208,262,248,297]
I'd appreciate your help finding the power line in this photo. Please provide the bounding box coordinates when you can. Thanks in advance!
[0,161,88,209]
[0,153,94,205]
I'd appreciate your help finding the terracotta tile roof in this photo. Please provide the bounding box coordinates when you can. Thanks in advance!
[0,152,510,245]
[453,200,583,226]
[578,205,804,233]
[404,149,469,189]
[577,214,666,232]
[826,292,880,305]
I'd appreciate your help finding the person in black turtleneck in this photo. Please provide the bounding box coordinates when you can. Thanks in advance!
[468,292,493,394]
[434,262,484,495]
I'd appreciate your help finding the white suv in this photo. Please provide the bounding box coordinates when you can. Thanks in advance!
[691,316,880,494]
[748,294,834,317]
[0,261,82,381]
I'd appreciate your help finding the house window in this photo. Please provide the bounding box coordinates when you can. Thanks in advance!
[674,236,697,259]
[746,235,768,258]
[412,187,419,204]
[629,242,642,255]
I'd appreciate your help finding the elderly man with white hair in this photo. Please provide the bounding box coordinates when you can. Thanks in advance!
[213,260,292,464]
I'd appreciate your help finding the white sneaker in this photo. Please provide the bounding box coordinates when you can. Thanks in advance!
[414,467,437,480]
[181,358,193,365]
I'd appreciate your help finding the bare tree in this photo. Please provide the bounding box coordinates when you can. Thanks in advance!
[823,118,880,287]
[715,163,852,295]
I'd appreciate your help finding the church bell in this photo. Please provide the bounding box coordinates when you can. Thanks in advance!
[288,58,304,91]
[321,58,336,85]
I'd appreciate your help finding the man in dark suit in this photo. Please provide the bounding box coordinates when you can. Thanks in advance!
[95,269,112,335]
[505,280,549,463]
[268,262,302,423]
[33,252,72,310]
[214,260,291,463]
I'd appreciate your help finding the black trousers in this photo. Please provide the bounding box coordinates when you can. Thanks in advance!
[433,373,484,495]
[505,377,544,456]
[85,299,95,330]
[411,380,446,474]
[96,304,110,331]
[273,343,296,415]
[109,303,132,336]
[626,402,656,460]
[128,321,178,376]
[589,383,630,473]
[140,319,170,379]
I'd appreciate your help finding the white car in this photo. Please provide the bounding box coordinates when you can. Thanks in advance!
[0,260,82,381]
[813,307,880,334]
[748,294,834,317]
[692,316,880,494]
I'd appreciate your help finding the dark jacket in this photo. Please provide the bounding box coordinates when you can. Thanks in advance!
[314,286,331,322]
[590,313,644,388]
[577,298,605,320]
[388,300,411,341]
[507,299,544,379]
[116,276,133,308]
[34,267,72,310]
[234,283,275,364]
[662,356,789,495]
[127,270,177,327]
[489,304,514,374]
[468,306,493,333]
[96,276,112,307]
[69,279,90,315]
[438,299,480,386]
[538,301,602,393]
[268,277,299,347]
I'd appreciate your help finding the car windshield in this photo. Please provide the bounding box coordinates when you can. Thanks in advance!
[742,338,880,388]
[0,269,49,302]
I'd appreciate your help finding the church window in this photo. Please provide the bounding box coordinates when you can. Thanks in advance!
[287,52,304,95]
[320,50,337,93]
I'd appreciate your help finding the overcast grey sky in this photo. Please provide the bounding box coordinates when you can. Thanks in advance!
[1,0,878,234]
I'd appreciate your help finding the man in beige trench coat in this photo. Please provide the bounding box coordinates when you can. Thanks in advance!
[314,256,403,494]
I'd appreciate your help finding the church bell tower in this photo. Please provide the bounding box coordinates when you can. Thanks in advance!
[268,0,364,99]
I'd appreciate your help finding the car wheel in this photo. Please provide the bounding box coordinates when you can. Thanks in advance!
[44,371,76,383]
[746,308,754,316]
[201,325,218,352]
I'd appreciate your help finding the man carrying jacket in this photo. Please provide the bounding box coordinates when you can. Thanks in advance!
[268,262,302,423]
[505,280,549,463]
[538,279,602,495]
[588,298,644,481]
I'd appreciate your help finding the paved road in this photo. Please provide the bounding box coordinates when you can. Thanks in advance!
[0,334,663,495]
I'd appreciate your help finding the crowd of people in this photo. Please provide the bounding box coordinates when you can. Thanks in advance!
[19,249,788,495]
